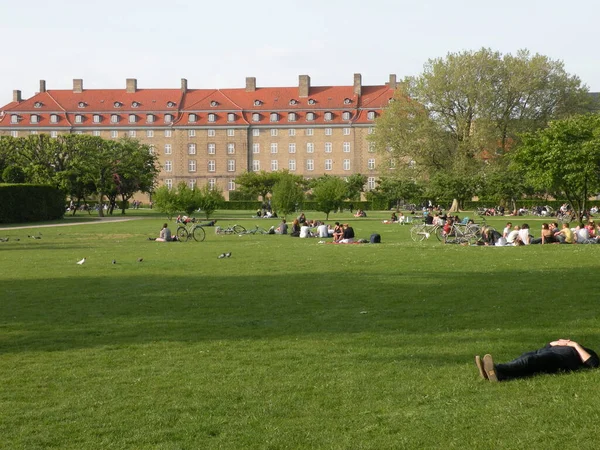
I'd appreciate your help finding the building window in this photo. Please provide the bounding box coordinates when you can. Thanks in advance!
[208,113,216,122]
[50,114,59,123]
[270,112,279,122]
[270,143,278,154]
[50,131,58,138]
[342,111,351,121]
[165,144,172,155]
[93,114,101,123]
[227,143,235,154]
[271,160,278,171]
[367,111,376,120]
[10,115,18,124]
[288,112,296,122]
[325,128,332,136]
[343,142,351,153]
[31,115,39,124]
[343,127,351,135]
[306,128,313,136]
[129,130,136,137]
[93,130,101,137]
[208,178,216,190]
[111,114,119,123]
[367,177,376,190]
[111,130,118,138]
[188,160,196,172]
[208,143,216,155]
[165,160,172,172]
[252,160,260,171]
[189,179,196,189]
[147,130,154,138]
[325,142,332,153]
[147,114,154,123]
[368,159,375,170]
[289,143,296,153]
[343,159,351,171]
[252,129,259,136]
[253,143,260,154]
[189,129,196,137]
[306,159,314,171]
[189,113,197,123]
[30,130,38,135]
[165,130,172,138]
[288,159,296,171]
[165,114,173,123]
[368,142,375,153]
[129,114,136,123]
[188,143,196,155]
[74,114,83,123]
[306,112,315,121]
[227,129,235,137]
[208,129,215,137]
[368,127,374,135]
[208,160,216,172]
[165,179,173,189]
[228,179,236,191]
[10,130,18,137]
[270,129,278,137]
[252,113,261,122]
[306,143,314,153]
[325,159,333,171]
[324,112,333,121]
[289,129,296,136]
[167,101,176,108]
[228,113,235,122]
[228,159,236,172]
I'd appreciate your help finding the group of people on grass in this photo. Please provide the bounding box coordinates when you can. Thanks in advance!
[283,213,356,243]
[479,220,600,246]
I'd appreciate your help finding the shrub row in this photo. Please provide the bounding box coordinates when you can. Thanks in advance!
[0,184,65,223]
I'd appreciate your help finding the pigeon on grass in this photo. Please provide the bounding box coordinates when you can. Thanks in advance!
[137,258,143,262]
[225,252,232,258]
[218,253,226,259]
[77,257,86,265]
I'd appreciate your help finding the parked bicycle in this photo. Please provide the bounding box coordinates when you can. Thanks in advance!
[238,225,270,236]
[409,223,443,242]
[442,221,481,244]
[175,217,206,242]
[215,224,246,235]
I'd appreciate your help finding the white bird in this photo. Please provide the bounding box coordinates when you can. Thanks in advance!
[77,257,86,265]
[218,253,226,259]
[225,252,232,258]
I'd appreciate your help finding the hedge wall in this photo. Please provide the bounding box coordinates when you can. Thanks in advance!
[0,184,65,223]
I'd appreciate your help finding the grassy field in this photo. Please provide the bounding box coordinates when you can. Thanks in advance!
[1,212,599,449]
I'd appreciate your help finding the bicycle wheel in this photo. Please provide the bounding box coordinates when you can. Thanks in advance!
[233,225,246,234]
[176,226,189,241]
[192,226,206,242]
[434,226,445,241]
[410,225,426,242]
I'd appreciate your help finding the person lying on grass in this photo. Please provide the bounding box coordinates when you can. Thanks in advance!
[475,339,599,382]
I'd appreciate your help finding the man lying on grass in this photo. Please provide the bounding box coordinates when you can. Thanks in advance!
[475,339,599,382]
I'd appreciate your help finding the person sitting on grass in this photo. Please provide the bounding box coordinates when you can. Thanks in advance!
[475,339,599,382]
[531,223,553,244]
[290,219,301,237]
[275,219,288,235]
[154,223,176,242]
[502,222,513,239]
[556,222,574,244]
[339,223,355,244]
[332,222,343,242]
[478,226,502,246]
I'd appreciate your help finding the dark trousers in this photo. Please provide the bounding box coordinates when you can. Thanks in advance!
[496,348,567,380]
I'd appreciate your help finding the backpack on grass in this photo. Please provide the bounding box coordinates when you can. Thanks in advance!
[370,233,381,244]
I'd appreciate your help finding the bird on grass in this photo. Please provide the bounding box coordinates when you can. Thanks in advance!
[225,252,232,258]
[218,253,226,259]
[112,259,117,264]
[0,238,9,242]
[77,257,86,265]
[137,257,143,262]
[28,235,41,240]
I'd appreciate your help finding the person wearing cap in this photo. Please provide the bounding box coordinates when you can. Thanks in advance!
[475,339,599,382]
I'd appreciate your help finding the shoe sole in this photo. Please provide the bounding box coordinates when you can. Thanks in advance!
[483,354,498,382]
[475,355,487,380]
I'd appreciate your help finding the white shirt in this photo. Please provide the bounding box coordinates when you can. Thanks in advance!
[518,228,530,245]
[299,226,311,238]
[317,224,329,238]
[507,230,519,243]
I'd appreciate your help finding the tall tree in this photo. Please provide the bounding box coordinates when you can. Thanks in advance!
[369,177,424,211]
[345,173,367,201]
[271,172,305,216]
[235,170,281,201]
[311,176,348,220]
[196,184,224,219]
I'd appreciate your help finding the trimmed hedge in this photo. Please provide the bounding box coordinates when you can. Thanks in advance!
[0,184,65,223]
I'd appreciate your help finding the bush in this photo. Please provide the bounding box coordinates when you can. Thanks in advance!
[0,184,65,223]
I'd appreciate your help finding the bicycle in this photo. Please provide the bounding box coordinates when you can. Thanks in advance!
[238,225,270,236]
[175,218,206,242]
[442,222,480,244]
[409,223,443,242]
[215,224,246,235]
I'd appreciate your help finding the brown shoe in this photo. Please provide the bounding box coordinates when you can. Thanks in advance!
[475,355,487,380]
[482,354,498,382]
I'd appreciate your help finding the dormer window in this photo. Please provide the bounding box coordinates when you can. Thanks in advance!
[342,111,352,121]
[306,112,315,121]
[227,113,235,122]
[111,114,119,123]
[147,114,154,123]
[31,114,39,124]
[78,101,87,108]
[113,101,122,108]
[189,113,197,123]
[308,98,316,105]
[288,112,296,122]
[34,102,43,108]
[50,114,59,123]
[270,112,279,122]
[367,111,376,120]
[388,98,394,103]
[208,113,216,122]
[210,101,218,107]
[93,114,101,123]
[75,114,83,123]
[129,114,137,123]
[344,98,352,104]
[289,99,298,105]
[254,100,262,106]
[324,112,333,121]
[252,113,260,122]
[167,101,175,108]
[10,114,19,124]
[132,101,140,108]
[165,114,173,123]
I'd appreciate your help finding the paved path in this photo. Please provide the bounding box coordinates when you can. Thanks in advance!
[0,216,145,231]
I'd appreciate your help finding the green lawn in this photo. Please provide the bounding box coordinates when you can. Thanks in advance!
[1,213,599,449]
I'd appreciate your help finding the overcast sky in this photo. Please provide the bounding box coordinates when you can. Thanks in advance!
[1,0,599,105]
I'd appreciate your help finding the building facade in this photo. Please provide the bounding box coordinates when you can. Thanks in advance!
[0,74,397,199]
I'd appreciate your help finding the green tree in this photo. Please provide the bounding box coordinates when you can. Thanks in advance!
[235,170,281,200]
[152,185,179,219]
[513,114,600,220]
[271,172,305,216]
[345,173,367,201]
[196,184,224,219]
[426,172,482,210]
[173,182,203,216]
[311,176,347,219]
[2,166,25,183]
[369,177,424,211]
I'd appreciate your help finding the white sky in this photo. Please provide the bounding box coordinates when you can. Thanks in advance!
[2,0,599,105]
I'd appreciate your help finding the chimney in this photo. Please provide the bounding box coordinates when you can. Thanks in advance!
[13,90,22,102]
[126,78,137,93]
[73,79,83,93]
[299,74,310,98]
[388,74,397,90]
[353,73,362,96]
[245,77,256,92]
[39,80,47,93]
[181,78,188,93]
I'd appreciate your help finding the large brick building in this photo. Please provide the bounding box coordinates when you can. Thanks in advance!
[0,74,397,199]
